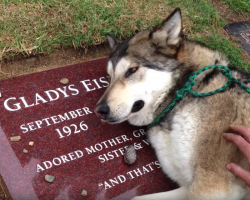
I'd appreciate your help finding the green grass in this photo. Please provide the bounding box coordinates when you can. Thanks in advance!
[168,0,226,30]
[0,0,249,70]
[0,0,171,59]
[194,31,250,71]
[163,0,250,70]
[220,0,250,14]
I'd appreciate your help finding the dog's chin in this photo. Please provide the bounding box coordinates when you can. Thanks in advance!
[101,116,129,124]
[100,108,144,124]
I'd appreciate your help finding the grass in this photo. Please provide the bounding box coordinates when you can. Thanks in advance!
[0,0,249,70]
[0,0,173,58]
[195,32,250,72]
[166,0,250,70]
[220,0,250,14]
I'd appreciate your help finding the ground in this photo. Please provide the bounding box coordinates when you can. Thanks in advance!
[1,0,250,75]
[210,0,249,23]
[0,44,109,80]
[0,0,250,199]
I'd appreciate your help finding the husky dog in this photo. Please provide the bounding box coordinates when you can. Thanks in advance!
[95,8,250,200]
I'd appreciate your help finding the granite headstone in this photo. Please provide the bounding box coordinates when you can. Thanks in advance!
[0,58,177,200]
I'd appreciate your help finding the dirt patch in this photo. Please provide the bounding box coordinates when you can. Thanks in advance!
[209,0,250,23]
[0,44,110,80]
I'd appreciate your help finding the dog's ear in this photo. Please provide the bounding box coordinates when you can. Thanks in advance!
[106,34,119,50]
[162,8,182,40]
[152,8,182,46]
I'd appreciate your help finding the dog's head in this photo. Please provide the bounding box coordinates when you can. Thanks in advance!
[95,8,183,125]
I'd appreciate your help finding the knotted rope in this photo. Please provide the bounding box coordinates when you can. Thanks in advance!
[148,65,250,128]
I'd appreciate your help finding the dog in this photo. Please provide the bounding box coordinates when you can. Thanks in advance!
[94,8,250,200]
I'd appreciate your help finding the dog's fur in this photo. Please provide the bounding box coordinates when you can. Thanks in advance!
[95,8,250,200]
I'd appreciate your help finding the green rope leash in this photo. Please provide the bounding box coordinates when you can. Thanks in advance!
[148,65,250,128]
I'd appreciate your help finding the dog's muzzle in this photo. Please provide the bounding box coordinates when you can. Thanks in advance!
[95,100,144,121]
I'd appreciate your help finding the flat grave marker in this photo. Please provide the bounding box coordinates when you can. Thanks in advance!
[0,58,177,200]
[224,21,250,58]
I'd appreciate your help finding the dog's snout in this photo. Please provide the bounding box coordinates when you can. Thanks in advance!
[95,102,110,119]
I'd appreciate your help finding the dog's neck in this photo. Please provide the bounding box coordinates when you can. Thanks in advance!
[128,41,229,127]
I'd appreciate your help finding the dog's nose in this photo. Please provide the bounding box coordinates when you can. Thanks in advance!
[95,102,110,119]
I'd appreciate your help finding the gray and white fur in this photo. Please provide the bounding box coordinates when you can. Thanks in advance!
[95,8,250,200]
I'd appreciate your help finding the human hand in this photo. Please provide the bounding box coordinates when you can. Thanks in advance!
[223,125,250,187]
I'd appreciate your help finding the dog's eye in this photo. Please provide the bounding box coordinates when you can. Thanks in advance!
[125,67,139,77]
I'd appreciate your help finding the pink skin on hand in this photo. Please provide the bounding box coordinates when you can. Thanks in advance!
[223,125,250,187]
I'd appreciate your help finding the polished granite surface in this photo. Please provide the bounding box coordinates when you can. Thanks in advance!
[224,21,250,58]
[0,58,177,200]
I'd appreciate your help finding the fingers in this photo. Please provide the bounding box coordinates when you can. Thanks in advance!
[226,163,250,187]
[225,125,250,187]
[229,125,250,143]
[223,133,250,162]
